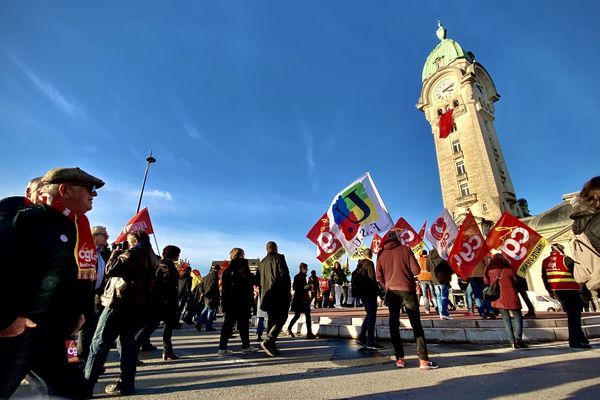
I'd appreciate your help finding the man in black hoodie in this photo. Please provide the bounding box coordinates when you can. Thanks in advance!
[196,265,221,331]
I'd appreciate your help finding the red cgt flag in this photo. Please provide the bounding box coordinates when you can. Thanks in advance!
[370,233,383,255]
[485,212,547,277]
[112,207,155,244]
[449,212,489,280]
[417,220,427,242]
[439,109,454,139]
[307,212,346,266]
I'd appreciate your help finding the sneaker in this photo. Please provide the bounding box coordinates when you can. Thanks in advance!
[440,315,452,320]
[356,337,368,347]
[256,335,263,342]
[367,342,384,350]
[425,310,430,314]
[285,330,296,338]
[217,349,233,356]
[513,340,528,349]
[241,345,259,354]
[260,340,279,357]
[419,360,439,370]
[306,333,316,339]
[395,358,406,368]
[105,380,135,396]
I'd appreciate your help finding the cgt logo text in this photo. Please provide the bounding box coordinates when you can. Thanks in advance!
[78,247,97,263]
[124,221,148,233]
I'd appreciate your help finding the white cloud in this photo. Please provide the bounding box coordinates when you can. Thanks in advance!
[145,189,173,201]
[299,119,319,191]
[11,55,84,119]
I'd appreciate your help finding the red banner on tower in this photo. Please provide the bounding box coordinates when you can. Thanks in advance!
[439,109,454,139]
[113,207,155,244]
[449,212,489,280]
[485,212,547,277]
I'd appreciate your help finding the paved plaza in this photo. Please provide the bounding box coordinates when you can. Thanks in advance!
[15,315,600,400]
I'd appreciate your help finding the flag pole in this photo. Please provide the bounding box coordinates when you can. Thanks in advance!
[152,233,160,254]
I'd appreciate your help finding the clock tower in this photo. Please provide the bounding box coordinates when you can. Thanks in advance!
[416,22,523,228]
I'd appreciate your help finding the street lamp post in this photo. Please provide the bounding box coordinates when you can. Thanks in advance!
[136,151,157,214]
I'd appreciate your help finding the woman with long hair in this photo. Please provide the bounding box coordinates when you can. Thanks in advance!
[217,248,257,355]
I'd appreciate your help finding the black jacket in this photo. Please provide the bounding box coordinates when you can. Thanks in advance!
[202,270,221,308]
[291,271,310,312]
[427,249,453,285]
[330,267,347,285]
[221,258,254,314]
[355,258,378,298]
[257,252,291,312]
[2,204,90,336]
[154,258,179,312]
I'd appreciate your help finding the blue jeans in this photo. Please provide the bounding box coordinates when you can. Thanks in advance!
[434,284,449,317]
[468,277,492,316]
[465,283,474,312]
[197,306,215,329]
[359,296,378,343]
[419,281,436,312]
[498,309,523,343]
[85,306,139,389]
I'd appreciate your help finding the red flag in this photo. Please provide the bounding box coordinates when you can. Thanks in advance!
[449,212,489,280]
[439,109,454,139]
[417,220,427,242]
[306,212,346,266]
[485,212,547,277]
[383,218,421,248]
[112,207,155,244]
[370,233,383,255]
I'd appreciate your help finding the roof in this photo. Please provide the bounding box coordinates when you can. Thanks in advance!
[422,22,473,82]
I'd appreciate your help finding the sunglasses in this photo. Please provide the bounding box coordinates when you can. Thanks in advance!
[70,183,97,194]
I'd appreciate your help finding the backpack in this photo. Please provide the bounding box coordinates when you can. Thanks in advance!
[570,232,600,291]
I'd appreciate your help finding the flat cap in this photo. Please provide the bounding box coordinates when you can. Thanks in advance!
[42,167,105,189]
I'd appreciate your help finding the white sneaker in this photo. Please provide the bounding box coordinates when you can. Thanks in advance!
[217,349,233,356]
[440,315,452,320]
[241,345,258,354]
[425,310,430,314]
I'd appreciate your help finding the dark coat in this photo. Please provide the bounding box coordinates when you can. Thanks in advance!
[2,204,91,335]
[355,258,378,299]
[154,258,179,315]
[221,258,254,314]
[178,270,192,300]
[202,270,221,309]
[571,211,600,254]
[484,256,521,310]
[104,244,156,313]
[257,252,291,312]
[427,249,453,285]
[291,271,310,313]
[330,267,347,285]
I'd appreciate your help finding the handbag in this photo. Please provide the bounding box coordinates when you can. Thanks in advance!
[483,269,503,302]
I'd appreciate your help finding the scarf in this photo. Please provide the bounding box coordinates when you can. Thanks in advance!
[38,193,97,281]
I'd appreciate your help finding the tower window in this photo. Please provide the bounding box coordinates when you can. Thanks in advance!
[453,100,459,108]
[482,203,488,213]
[456,160,466,176]
[452,140,461,154]
[459,182,470,197]
[437,109,443,116]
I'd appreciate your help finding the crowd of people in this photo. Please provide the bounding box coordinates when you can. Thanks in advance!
[0,168,598,399]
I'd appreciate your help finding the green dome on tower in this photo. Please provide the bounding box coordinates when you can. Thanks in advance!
[422,21,474,82]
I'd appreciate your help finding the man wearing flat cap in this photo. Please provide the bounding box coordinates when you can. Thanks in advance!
[0,167,104,399]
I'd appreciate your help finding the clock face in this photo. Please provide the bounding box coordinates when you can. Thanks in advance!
[434,79,456,101]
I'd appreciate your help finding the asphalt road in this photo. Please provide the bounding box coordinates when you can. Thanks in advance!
[15,324,600,399]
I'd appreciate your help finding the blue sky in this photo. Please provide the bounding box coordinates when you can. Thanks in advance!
[1,1,599,275]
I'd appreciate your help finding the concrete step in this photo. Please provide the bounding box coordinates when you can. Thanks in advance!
[257,314,600,344]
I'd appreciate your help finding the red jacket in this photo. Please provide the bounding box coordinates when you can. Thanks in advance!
[376,240,420,292]
[484,256,521,310]
[541,251,579,291]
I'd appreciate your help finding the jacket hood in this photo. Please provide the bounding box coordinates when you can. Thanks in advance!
[570,212,598,235]
[382,240,402,251]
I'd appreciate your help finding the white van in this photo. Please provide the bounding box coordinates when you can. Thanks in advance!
[519,291,562,312]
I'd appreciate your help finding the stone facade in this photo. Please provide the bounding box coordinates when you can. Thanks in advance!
[416,25,523,228]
